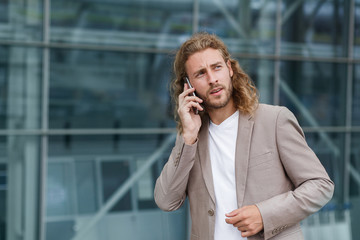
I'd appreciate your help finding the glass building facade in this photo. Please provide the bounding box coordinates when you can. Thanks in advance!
[0,0,359,239]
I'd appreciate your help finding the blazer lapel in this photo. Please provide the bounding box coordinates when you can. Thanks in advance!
[235,112,254,207]
[198,118,216,204]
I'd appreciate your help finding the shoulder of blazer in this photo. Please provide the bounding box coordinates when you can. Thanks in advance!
[250,104,286,121]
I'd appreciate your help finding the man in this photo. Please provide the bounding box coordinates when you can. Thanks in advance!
[154,32,334,240]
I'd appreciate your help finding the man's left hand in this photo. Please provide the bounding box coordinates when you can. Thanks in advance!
[225,205,264,238]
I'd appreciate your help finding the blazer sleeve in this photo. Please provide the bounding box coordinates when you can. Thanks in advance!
[256,107,335,240]
[154,134,197,211]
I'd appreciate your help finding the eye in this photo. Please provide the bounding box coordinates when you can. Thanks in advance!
[215,65,222,70]
[196,70,205,78]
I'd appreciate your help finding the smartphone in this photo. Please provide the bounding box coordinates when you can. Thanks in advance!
[185,77,197,97]
[185,77,199,114]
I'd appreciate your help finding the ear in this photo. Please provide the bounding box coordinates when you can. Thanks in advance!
[227,60,233,77]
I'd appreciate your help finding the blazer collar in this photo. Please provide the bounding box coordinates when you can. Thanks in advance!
[198,116,215,204]
[198,112,254,206]
[235,112,254,207]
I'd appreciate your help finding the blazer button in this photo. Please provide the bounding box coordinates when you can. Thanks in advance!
[208,209,214,216]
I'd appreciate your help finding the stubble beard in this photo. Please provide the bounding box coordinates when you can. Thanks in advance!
[201,82,233,110]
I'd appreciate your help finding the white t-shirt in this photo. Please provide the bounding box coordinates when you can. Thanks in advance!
[209,110,246,240]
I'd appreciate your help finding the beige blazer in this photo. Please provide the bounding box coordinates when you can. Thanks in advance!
[154,104,334,240]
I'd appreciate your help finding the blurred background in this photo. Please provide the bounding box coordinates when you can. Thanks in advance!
[0,0,359,239]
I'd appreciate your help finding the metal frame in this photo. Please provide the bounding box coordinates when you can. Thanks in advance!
[0,126,360,137]
[344,0,356,205]
[39,0,50,239]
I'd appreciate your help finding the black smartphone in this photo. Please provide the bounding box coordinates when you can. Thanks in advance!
[185,77,197,97]
[185,77,199,114]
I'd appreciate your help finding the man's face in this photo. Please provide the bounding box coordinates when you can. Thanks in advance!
[185,48,234,110]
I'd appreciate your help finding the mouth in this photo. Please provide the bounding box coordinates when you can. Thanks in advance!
[210,87,222,95]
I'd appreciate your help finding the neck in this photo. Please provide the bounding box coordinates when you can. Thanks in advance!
[207,101,237,125]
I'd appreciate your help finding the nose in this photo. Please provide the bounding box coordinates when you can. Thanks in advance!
[207,70,218,85]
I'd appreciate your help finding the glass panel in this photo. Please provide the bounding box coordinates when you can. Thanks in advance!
[0,46,42,130]
[281,0,348,57]
[46,221,75,240]
[0,0,43,41]
[50,0,193,49]
[349,133,360,238]
[49,49,174,129]
[137,158,157,210]
[238,59,274,104]
[0,163,6,240]
[199,0,277,54]
[75,160,98,214]
[353,65,360,126]
[46,161,75,217]
[305,132,344,203]
[301,132,348,238]
[279,61,347,127]
[101,160,131,212]
[47,159,98,216]
[0,135,41,240]
[46,134,179,240]
[354,1,360,58]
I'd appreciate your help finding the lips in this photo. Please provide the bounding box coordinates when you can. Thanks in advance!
[210,87,222,95]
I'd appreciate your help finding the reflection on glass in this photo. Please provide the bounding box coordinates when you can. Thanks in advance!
[0,135,40,240]
[300,132,347,238]
[354,4,360,58]
[306,132,344,202]
[47,162,74,216]
[49,49,174,129]
[46,221,74,240]
[280,61,347,126]
[199,0,277,54]
[353,65,360,125]
[0,0,8,23]
[0,46,42,130]
[46,134,183,240]
[50,0,193,48]
[137,158,158,210]
[238,58,274,104]
[101,160,131,212]
[0,0,43,41]
[349,134,360,238]
[75,160,97,214]
[0,163,6,240]
[281,0,347,57]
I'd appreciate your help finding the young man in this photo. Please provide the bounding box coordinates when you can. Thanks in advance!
[154,33,334,240]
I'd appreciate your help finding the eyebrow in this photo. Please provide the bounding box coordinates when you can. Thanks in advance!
[192,61,223,77]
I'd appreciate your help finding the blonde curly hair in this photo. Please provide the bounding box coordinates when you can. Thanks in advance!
[171,32,258,133]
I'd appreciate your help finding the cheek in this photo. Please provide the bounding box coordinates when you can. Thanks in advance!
[194,81,207,92]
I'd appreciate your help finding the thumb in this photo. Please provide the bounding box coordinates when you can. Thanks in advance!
[225,208,240,217]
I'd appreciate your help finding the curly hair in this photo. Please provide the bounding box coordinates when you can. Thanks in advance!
[171,32,258,133]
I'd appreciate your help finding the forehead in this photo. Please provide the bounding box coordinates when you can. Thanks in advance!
[185,48,225,71]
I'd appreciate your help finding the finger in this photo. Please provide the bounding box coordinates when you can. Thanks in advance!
[236,227,253,238]
[185,101,203,112]
[195,102,204,111]
[225,216,241,225]
[184,83,189,91]
[179,88,195,102]
[226,209,241,218]
[179,97,202,112]
[233,219,249,228]
[182,87,197,97]
[241,230,256,238]
[179,83,190,97]
[184,95,203,104]
[237,226,247,232]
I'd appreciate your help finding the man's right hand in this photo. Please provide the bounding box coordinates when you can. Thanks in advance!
[178,83,203,145]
